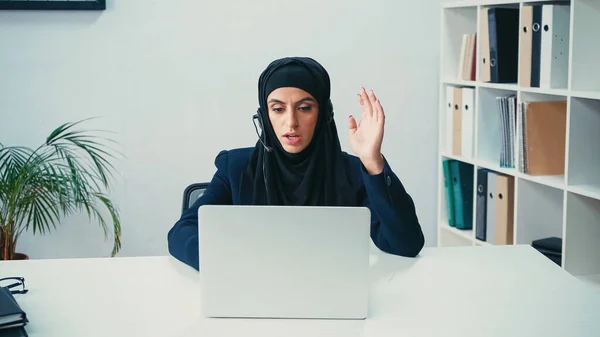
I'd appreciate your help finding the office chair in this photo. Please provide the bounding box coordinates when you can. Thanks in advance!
[182,182,209,214]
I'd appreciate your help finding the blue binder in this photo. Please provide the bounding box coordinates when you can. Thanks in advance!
[442,160,456,227]
[530,5,543,87]
[488,8,520,83]
[449,160,474,230]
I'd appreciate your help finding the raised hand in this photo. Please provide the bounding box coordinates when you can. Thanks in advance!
[348,87,385,175]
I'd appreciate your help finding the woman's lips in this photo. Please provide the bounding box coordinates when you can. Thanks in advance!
[283,134,301,145]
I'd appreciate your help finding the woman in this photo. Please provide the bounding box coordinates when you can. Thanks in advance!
[167,56,424,270]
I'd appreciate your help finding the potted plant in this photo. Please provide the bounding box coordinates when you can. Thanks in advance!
[0,119,122,260]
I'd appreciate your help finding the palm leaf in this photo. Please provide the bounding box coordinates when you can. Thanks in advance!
[1,118,123,259]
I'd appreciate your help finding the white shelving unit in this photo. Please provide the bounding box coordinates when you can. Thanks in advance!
[437,0,600,288]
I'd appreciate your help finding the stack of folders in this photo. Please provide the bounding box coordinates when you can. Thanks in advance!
[475,169,515,245]
[517,100,567,175]
[457,33,476,81]
[479,7,519,83]
[442,159,474,230]
[445,86,475,159]
[0,288,28,336]
[519,4,570,89]
[495,94,517,168]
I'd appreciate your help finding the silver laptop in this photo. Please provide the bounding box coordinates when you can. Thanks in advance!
[198,205,371,319]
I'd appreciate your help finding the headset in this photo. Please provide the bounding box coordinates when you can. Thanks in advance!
[252,109,273,153]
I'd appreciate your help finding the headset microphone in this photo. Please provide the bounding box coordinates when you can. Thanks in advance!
[252,113,273,152]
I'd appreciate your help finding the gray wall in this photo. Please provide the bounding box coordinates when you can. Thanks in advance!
[0,0,442,259]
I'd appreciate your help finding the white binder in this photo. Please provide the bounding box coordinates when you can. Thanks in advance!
[461,88,475,159]
[540,4,570,89]
[446,86,455,155]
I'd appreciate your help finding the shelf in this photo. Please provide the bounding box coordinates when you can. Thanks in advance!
[439,226,475,247]
[477,159,566,189]
[476,87,518,165]
[564,193,600,277]
[570,0,600,92]
[519,87,570,97]
[518,173,565,190]
[442,6,478,80]
[567,184,600,201]
[476,159,519,177]
[570,90,600,100]
[478,82,519,91]
[443,0,515,8]
[567,97,600,187]
[442,78,477,87]
[441,152,476,165]
[441,222,474,241]
[515,180,564,245]
[438,0,600,280]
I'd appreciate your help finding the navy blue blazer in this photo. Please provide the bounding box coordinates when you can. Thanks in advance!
[167,147,425,270]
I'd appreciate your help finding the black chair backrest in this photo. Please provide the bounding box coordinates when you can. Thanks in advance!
[182,183,209,214]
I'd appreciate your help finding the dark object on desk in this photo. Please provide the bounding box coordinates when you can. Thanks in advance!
[0,287,28,331]
[0,0,105,11]
[0,326,28,337]
[532,237,562,266]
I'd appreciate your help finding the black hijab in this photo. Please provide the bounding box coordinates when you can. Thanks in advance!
[241,56,355,206]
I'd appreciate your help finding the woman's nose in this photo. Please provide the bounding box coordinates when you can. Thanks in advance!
[284,111,298,128]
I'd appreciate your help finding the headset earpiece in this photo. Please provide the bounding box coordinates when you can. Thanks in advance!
[327,99,334,123]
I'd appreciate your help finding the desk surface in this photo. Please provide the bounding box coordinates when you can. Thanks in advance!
[1,245,599,337]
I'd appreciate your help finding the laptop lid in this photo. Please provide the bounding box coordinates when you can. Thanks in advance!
[198,205,371,319]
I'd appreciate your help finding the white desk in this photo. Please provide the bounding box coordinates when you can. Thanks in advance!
[1,245,599,337]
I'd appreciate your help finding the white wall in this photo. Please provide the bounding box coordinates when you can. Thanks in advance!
[0,0,442,259]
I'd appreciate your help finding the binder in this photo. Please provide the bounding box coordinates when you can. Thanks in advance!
[488,8,520,83]
[518,5,534,87]
[479,7,491,82]
[540,4,570,89]
[442,160,456,227]
[470,34,477,81]
[508,95,517,168]
[530,5,543,87]
[475,168,489,241]
[461,88,475,159]
[524,101,567,175]
[462,34,476,81]
[0,288,28,331]
[485,171,497,243]
[518,101,530,173]
[449,160,474,230]
[494,174,514,245]
[457,34,468,80]
[446,86,455,154]
[496,96,507,167]
[452,87,463,156]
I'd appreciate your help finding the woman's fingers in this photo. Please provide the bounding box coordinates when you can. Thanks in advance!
[374,96,384,122]
[359,87,373,118]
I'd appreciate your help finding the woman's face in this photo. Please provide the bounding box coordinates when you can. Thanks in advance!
[267,87,319,154]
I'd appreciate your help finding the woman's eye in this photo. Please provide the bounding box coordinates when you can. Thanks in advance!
[299,106,312,112]
[272,107,283,113]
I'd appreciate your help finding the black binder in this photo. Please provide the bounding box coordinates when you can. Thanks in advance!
[530,5,543,87]
[475,169,489,241]
[0,287,28,330]
[488,8,520,83]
